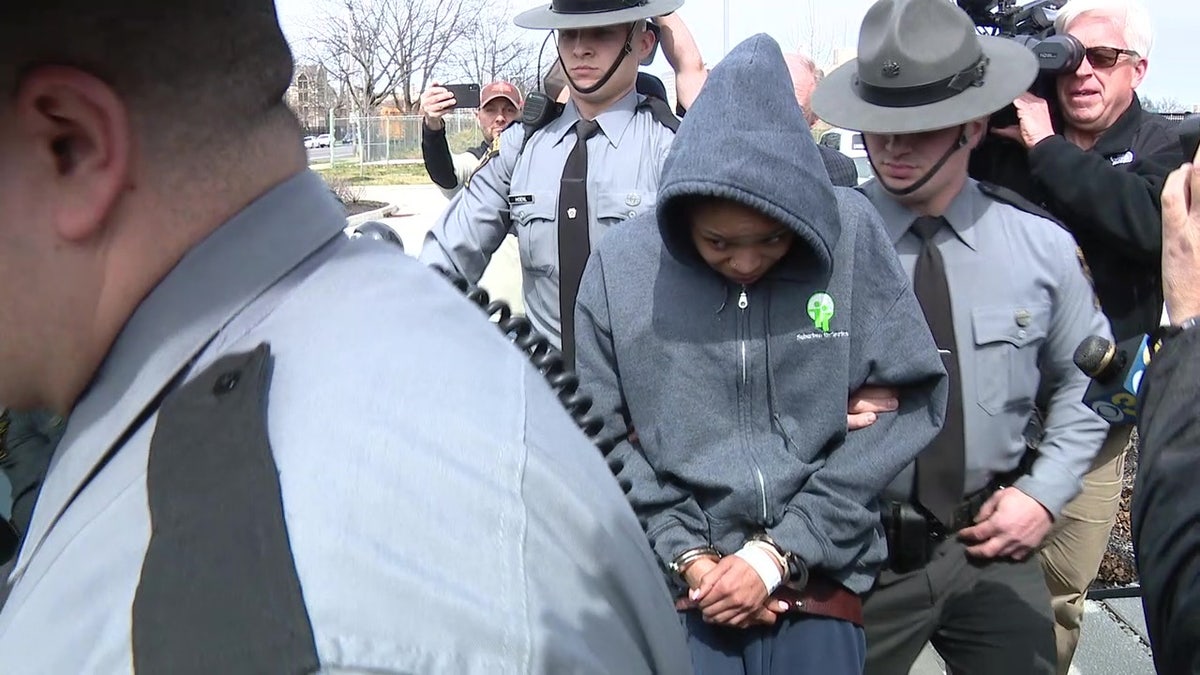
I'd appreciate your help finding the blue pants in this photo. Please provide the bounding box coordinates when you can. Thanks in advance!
[685,611,866,675]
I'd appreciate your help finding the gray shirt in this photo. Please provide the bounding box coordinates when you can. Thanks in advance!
[419,89,676,348]
[0,171,690,674]
[864,179,1111,517]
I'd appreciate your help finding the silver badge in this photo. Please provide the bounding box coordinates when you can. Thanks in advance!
[626,193,641,207]
[1015,310,1032,327]
[567,207,578,220]
[882,60,902,79]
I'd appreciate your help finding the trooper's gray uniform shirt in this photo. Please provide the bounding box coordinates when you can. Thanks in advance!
[0,171,690,674]
[864,179,1111,516]
[419,88,675,348]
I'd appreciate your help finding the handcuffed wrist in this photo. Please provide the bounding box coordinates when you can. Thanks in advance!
[670,546,720,580]
[734,544,783,593]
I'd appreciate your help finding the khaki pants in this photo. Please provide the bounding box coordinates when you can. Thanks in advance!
[1038,425,1131,675]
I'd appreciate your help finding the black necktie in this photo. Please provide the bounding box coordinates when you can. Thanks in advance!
[557,119,601,370]
[911,216,966,528]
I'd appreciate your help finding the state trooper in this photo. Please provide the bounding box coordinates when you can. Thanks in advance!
[418,0,682,368]
[811,1,1112,673]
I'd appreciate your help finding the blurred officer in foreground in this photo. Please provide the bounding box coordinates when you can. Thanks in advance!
[0,3,690,672]
[814,0,1110,672]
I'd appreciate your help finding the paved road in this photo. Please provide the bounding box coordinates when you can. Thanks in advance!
[353,184,1157,675]
[306,143,356,164]
[353,185,524,314]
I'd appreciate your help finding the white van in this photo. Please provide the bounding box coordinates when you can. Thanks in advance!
[818,127,866,157]
[818,127,872,184]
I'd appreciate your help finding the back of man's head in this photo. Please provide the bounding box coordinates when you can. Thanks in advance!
[1,2,297,161]
[783,52,820,127]
[0,2,304,412]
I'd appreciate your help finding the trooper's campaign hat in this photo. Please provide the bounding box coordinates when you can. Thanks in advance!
[515,0,683,30]
[811,0,1037,134]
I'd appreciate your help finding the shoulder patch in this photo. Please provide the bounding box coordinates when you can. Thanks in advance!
[1075,245,1102,309]
[464,138,502,188]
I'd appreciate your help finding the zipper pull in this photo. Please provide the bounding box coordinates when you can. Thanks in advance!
[738,288,748,310]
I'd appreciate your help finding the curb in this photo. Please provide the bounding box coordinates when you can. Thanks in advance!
[346,203,400,226]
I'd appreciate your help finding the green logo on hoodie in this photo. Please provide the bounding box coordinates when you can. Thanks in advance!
[807,293,835,332]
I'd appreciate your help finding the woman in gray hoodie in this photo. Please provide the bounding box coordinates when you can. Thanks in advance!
[574,34,948,673]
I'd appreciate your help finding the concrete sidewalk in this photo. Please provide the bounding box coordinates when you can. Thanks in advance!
[369,185,1157,675]
[910,597,1154,674]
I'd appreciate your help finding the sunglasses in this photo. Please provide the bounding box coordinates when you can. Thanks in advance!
[1084,46,1140,69]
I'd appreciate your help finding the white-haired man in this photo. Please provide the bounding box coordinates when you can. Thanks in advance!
[970,1,1184,671]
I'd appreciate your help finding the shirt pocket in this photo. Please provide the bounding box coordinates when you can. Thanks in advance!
[510,192,558,279]
[971,304,1050,416]
[595,189,657,227]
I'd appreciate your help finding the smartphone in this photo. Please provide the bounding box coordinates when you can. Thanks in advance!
[444,83,481,109]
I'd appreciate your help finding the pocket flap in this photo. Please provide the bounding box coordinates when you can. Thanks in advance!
[509,192,558,226]
[596,190,656,221]
[971,305,1049,348]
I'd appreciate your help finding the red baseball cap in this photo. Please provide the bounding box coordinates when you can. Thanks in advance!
[481,81,522,108]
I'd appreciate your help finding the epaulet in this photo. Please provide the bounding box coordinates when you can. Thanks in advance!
[976,181,1065,230]
[637,95,680,133]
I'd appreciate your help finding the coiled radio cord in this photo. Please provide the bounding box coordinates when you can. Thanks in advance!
[431,266,615,454]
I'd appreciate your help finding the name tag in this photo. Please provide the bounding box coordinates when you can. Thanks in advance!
[508,194,534,206]
[1109,151,1134,166]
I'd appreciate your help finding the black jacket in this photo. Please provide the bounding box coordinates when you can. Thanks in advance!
[971,96,1183,341]
[1132,327,1200,674]
[818,144,859,188]
[1,410,63,542]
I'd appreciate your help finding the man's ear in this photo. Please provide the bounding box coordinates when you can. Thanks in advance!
[1130,57,1148,90]
[636,21,658,62]
[13,66,131,242]
[965,118,990,150]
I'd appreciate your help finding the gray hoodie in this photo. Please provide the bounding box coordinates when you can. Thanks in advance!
[574,34,948,594]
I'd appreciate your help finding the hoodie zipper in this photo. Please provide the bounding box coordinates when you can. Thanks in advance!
[736,286,770,525]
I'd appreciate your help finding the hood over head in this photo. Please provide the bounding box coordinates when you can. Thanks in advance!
[656,33,840,273]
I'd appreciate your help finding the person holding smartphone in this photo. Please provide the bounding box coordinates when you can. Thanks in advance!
[419,80,522,199]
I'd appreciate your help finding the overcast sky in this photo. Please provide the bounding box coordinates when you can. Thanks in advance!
[276,0,1200,106]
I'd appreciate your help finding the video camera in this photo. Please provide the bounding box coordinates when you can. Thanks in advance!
[958,0,1084,126]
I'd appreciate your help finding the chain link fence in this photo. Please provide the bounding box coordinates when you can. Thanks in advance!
[307,111,485,168]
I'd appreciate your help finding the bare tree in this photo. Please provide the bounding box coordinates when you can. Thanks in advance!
[786,0,837,71]
[302,0,484,117]
[390,0,487,112]
[1142,95,1186,114]
[304,0,404,117]
[447,0,544,94]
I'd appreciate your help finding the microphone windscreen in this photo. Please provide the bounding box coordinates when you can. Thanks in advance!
[1073,335,1114,378]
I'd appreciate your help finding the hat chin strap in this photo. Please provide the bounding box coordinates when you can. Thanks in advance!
[872,126,970,198]
[559,22,638,96]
